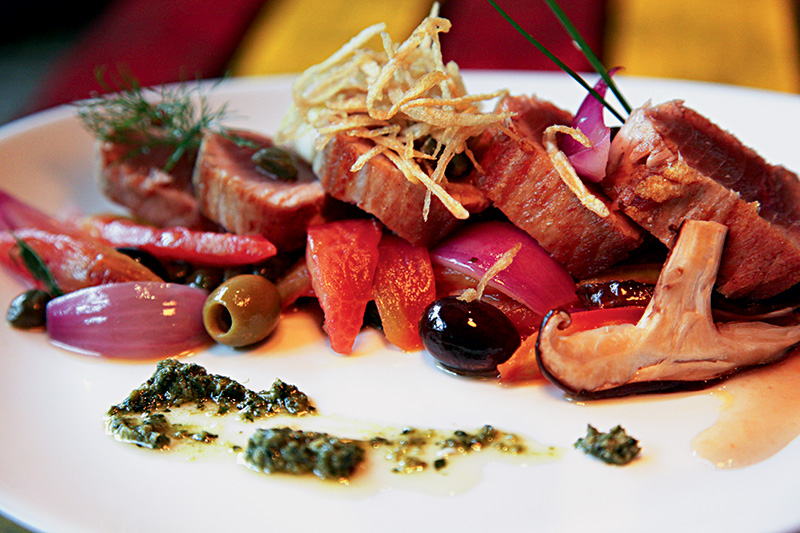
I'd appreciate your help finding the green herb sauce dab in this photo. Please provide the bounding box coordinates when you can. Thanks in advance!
[243,427,365,481]
[106,361,557,484]
[574,424,641,465]
[107,359,315,420]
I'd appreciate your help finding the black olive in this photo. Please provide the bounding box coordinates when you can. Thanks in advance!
[419,296,521,377]
[7,289,52,329]
[115,247,169,280]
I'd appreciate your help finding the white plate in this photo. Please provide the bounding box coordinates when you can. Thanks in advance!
[1,72,799,533]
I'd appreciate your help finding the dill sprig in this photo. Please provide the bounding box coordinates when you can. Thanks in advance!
[76,68,229,171]
[486,0,627,123]
[13,236,63,297]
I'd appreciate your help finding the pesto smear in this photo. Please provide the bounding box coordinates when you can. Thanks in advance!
[574,425,641,465]
[107,359,315,420]
[105,361,630,485]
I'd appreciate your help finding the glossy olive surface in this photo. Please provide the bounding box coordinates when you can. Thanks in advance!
[7,289,52,329]
[419,296,521,376]
[202,274,281,347]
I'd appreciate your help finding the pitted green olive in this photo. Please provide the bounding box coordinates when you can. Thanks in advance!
[202,274,281,347]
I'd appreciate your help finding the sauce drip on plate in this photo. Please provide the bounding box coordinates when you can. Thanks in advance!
[692,348,800,468]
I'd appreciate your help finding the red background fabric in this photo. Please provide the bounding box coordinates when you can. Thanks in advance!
[27,0,607,114]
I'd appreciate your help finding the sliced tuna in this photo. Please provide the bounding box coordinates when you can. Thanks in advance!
[193,130,330,252]
[472,95,643,279]
[315,133,489,248]
[95,141,207,229]
[604,100,800,299]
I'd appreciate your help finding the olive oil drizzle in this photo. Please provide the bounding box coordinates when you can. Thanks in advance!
[692,348,800,469]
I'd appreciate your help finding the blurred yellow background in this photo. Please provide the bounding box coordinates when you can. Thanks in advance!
[605,0,800,93]
[229,0,800,93]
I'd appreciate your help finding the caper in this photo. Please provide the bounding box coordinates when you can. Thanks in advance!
[186,268,224,292]
[202,274,281,347]
[7,289,52,329]
[252,146,298,182]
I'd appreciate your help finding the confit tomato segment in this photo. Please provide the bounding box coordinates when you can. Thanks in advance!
[0,228,161,293]
[372,234,436,351]
[77,214,277,267]
[306,219,382,354]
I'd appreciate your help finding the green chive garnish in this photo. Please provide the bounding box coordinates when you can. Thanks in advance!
[486,0,627,123]
[542,0,631,114]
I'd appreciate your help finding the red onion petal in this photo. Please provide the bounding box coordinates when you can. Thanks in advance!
[560,70,619,182]
[46,282,211,359]
[563,129,610,182]
[430,221,578,316]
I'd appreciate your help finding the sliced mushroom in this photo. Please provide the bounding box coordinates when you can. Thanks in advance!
[536,220,800,398]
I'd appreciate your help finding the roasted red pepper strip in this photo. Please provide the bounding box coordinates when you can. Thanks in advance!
[306,219,382,354]
[0,228,161,293]
[498,306,645,384]
[77,214,277,267]
[372,234,435,351]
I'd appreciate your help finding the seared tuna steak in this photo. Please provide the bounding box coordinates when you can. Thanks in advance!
[315,133,489,248]
[604,100,800,299]
[193,130,328,251]
[472,95,643,279]
[95,141,206,229]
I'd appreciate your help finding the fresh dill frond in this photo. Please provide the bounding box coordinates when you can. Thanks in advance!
[76,68,230,171]
[486,0,627,123]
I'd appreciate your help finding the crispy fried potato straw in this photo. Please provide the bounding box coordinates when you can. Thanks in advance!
[543,125,610,218]
[459,243,522,303]
[278,5,512,220]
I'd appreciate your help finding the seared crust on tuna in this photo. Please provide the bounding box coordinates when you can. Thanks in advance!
[315,133,489,248]
[95,141,207,229]
[472,95,643,279]
[604,100,800,299]
[193,130,328,251]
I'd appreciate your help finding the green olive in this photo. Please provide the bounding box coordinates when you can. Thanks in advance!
[202,274,281,347]
[7,289,51,329]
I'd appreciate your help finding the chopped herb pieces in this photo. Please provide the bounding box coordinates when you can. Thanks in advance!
[575,424,641,465]
[243,427,365,480]
[107,359,315,420]
[106,413,172,450]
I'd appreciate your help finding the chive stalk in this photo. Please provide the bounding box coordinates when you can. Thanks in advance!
[542,0,632,114]
[486,0,627,122]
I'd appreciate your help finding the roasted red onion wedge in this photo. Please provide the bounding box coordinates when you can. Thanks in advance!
[536,220,800,398]
[46,282,210,359]
[430,220,578,316]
